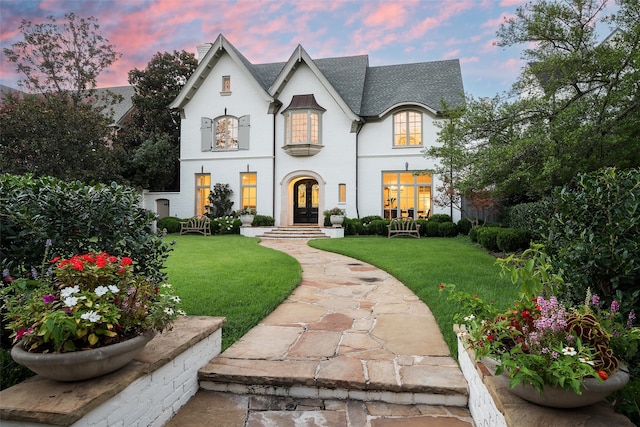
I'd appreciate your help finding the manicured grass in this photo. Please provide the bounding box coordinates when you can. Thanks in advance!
[164,235,301,350]
[164,234,518,357]
[309,236,518,356]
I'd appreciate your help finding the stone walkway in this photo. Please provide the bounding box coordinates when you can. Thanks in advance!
[167,239,473,426]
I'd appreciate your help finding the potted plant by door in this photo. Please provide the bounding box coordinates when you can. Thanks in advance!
[2,245,184,382]
[238,207,256,226]
[324,207,345,228]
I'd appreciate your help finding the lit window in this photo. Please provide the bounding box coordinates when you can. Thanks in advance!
[214,116,238,150]
[195,173,211,216]
[282,94,325,146]
[222,76,231,93]
[393,111,422,146]
[241,172,257,210]
[382,172,431,219]
[338,183,346,203]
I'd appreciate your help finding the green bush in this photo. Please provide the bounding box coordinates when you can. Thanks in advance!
[361,215,383,224]
[1,348,33,390]
[253,215,275,226]
[424,221,440,237]
[361,216,383,235]
[496,228,531,252]
[505,201,550,241]
[0,174,171,280]
[542,168,640,314]
[457,218,472,235]
[344,218,364,235]
[469,226,480,242]
[158,216,182,234]
[428,214,452,223]
[476,227,501,252]
[211,216,237,234]
[368,219,391,236]
[416,220,428,236]
[438,221,459,237]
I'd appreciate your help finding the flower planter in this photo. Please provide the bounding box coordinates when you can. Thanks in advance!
[483,357,630,408]
[240,214,254,226]
[330,214,344,228]
[11,330,155,382]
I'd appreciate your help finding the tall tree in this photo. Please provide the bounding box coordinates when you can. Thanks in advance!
[1,13,122,183]
[432,0,640,202]
[120,51,197,191]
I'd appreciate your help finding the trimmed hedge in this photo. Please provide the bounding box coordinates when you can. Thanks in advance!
[424,221,440,237]
[438,221,459,237]
[457,218,472,235]
[476,227,501,251]
[505,201,550,241]
[427,214,452,223]
[158,216,182,234]
[496,228,531,252]
[253,215,275,226]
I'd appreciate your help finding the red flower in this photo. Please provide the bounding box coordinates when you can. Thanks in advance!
[108,256,118,263]
[439,283,445,290]
[96,256,107,268]
[121,257,133,266]
[598,371,608,381]
[487,335,494,341]
[50,256,60,263]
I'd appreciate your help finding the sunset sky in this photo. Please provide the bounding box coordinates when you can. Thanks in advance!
[0,0,619,98]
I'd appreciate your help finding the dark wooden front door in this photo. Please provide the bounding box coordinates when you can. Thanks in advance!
[293,179,319,224]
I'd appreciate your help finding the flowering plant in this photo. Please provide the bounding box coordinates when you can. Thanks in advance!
[441,245,639,394]
[2,246,184,353]
[238,207,256,216]
[323,207,345,216]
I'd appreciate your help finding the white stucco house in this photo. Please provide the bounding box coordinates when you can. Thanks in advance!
[142,34,464,226]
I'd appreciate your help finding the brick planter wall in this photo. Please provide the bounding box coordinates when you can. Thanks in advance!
[0,316,225,427]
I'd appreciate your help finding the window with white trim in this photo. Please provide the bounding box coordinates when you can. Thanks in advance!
[195,173,211,216]
[382,172,431,219]
[241,172,257,210]
[215,116,238,150]
[393,111,422,146]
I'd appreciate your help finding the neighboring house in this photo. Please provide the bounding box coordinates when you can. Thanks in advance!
[141,34,465,225]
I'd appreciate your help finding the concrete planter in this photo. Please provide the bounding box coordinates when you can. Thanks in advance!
[240,214,254,226]
[11,330,155,382]
[330,215,344,228]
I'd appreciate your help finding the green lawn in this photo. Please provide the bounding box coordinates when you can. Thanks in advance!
[164,234,518,356]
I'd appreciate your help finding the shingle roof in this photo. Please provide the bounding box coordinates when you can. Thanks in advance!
[249,55,462,117]
[93,85,135,125]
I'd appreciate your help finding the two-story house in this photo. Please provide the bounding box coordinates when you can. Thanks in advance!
[143,34,464,226]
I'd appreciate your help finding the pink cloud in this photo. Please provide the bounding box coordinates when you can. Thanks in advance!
[460,56,479,63]
[482,12,514,30]
[500,0,525,6]
[363,3,409,29]
[481,39,499,53]
[444,49,460,59]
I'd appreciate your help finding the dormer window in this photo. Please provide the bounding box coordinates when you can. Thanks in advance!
[393,110,422,146]
[282,94,325,156]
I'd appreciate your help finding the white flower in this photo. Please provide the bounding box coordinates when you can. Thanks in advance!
[562,346,577,356]
[80,311,101,323]
[463,314,475,321]
[579,357,595,366]
[177,309,187,316]
[61,286,80,297]
[108,285,119,293]
[171,296,181,303]
[164,308,174,315]
[161,283,172,289]
[64,296,79,307]
[95,286,109,296]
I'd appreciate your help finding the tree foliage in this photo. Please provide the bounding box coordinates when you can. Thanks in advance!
[119,50,197,191]
[430,0,640,202]
[3,13,121,107]
[1,13,122,183]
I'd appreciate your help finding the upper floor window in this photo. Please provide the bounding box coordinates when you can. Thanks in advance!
[221,76,231,95]
[201,115,250,151]
[281,94,326,156]
[393,111,422,146]
[214,116,238,150]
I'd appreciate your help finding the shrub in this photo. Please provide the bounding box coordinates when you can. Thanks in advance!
[211,216,237,234]
[207,183,234,217]
[469,226,480,242]
[253,215,275,226]
[476,227,501,252]
[368,219,390,236]
[344,218,364,235]
[416,220,428,236]
[158,216,182,234]
[361,216,383,235]
[542,167,640,314]
[0,174,171,281]
[424,221,440,237]
[496,228,531,252]
[505,201,551,241]
[438,221,459,237]
[427,214,452,223]
[361,215,383,224]
[457,218,472,235]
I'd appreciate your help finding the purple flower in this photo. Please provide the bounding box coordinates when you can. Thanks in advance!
[31,268,38,279]
[45,239,52,247]
[42,294,55,304]
[552,351,559,359]
[2,269,9,278]
[611,300,620,313]
[591,294,600,306]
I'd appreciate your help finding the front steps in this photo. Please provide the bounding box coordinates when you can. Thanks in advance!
[258,226,330,239]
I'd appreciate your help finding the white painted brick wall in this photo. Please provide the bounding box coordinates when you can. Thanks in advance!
[2,328,221,427]
[457,338,507,427]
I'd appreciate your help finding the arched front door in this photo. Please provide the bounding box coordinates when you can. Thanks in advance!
[293,179,319,224]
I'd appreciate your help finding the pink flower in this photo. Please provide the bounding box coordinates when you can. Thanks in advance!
[42,294,55,304]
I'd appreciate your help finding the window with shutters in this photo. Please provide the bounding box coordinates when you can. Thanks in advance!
[200,115,250,151]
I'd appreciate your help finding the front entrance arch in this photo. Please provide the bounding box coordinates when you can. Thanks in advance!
[293,179,319,224]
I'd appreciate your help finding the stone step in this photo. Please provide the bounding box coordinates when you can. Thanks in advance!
[258,227,329,239]
[197,356,468,407]
[164,390,474,427]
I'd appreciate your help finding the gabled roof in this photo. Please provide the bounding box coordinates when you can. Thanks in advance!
[360,60,464,116]
[93,85,135,126]
[170,35,465,119]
